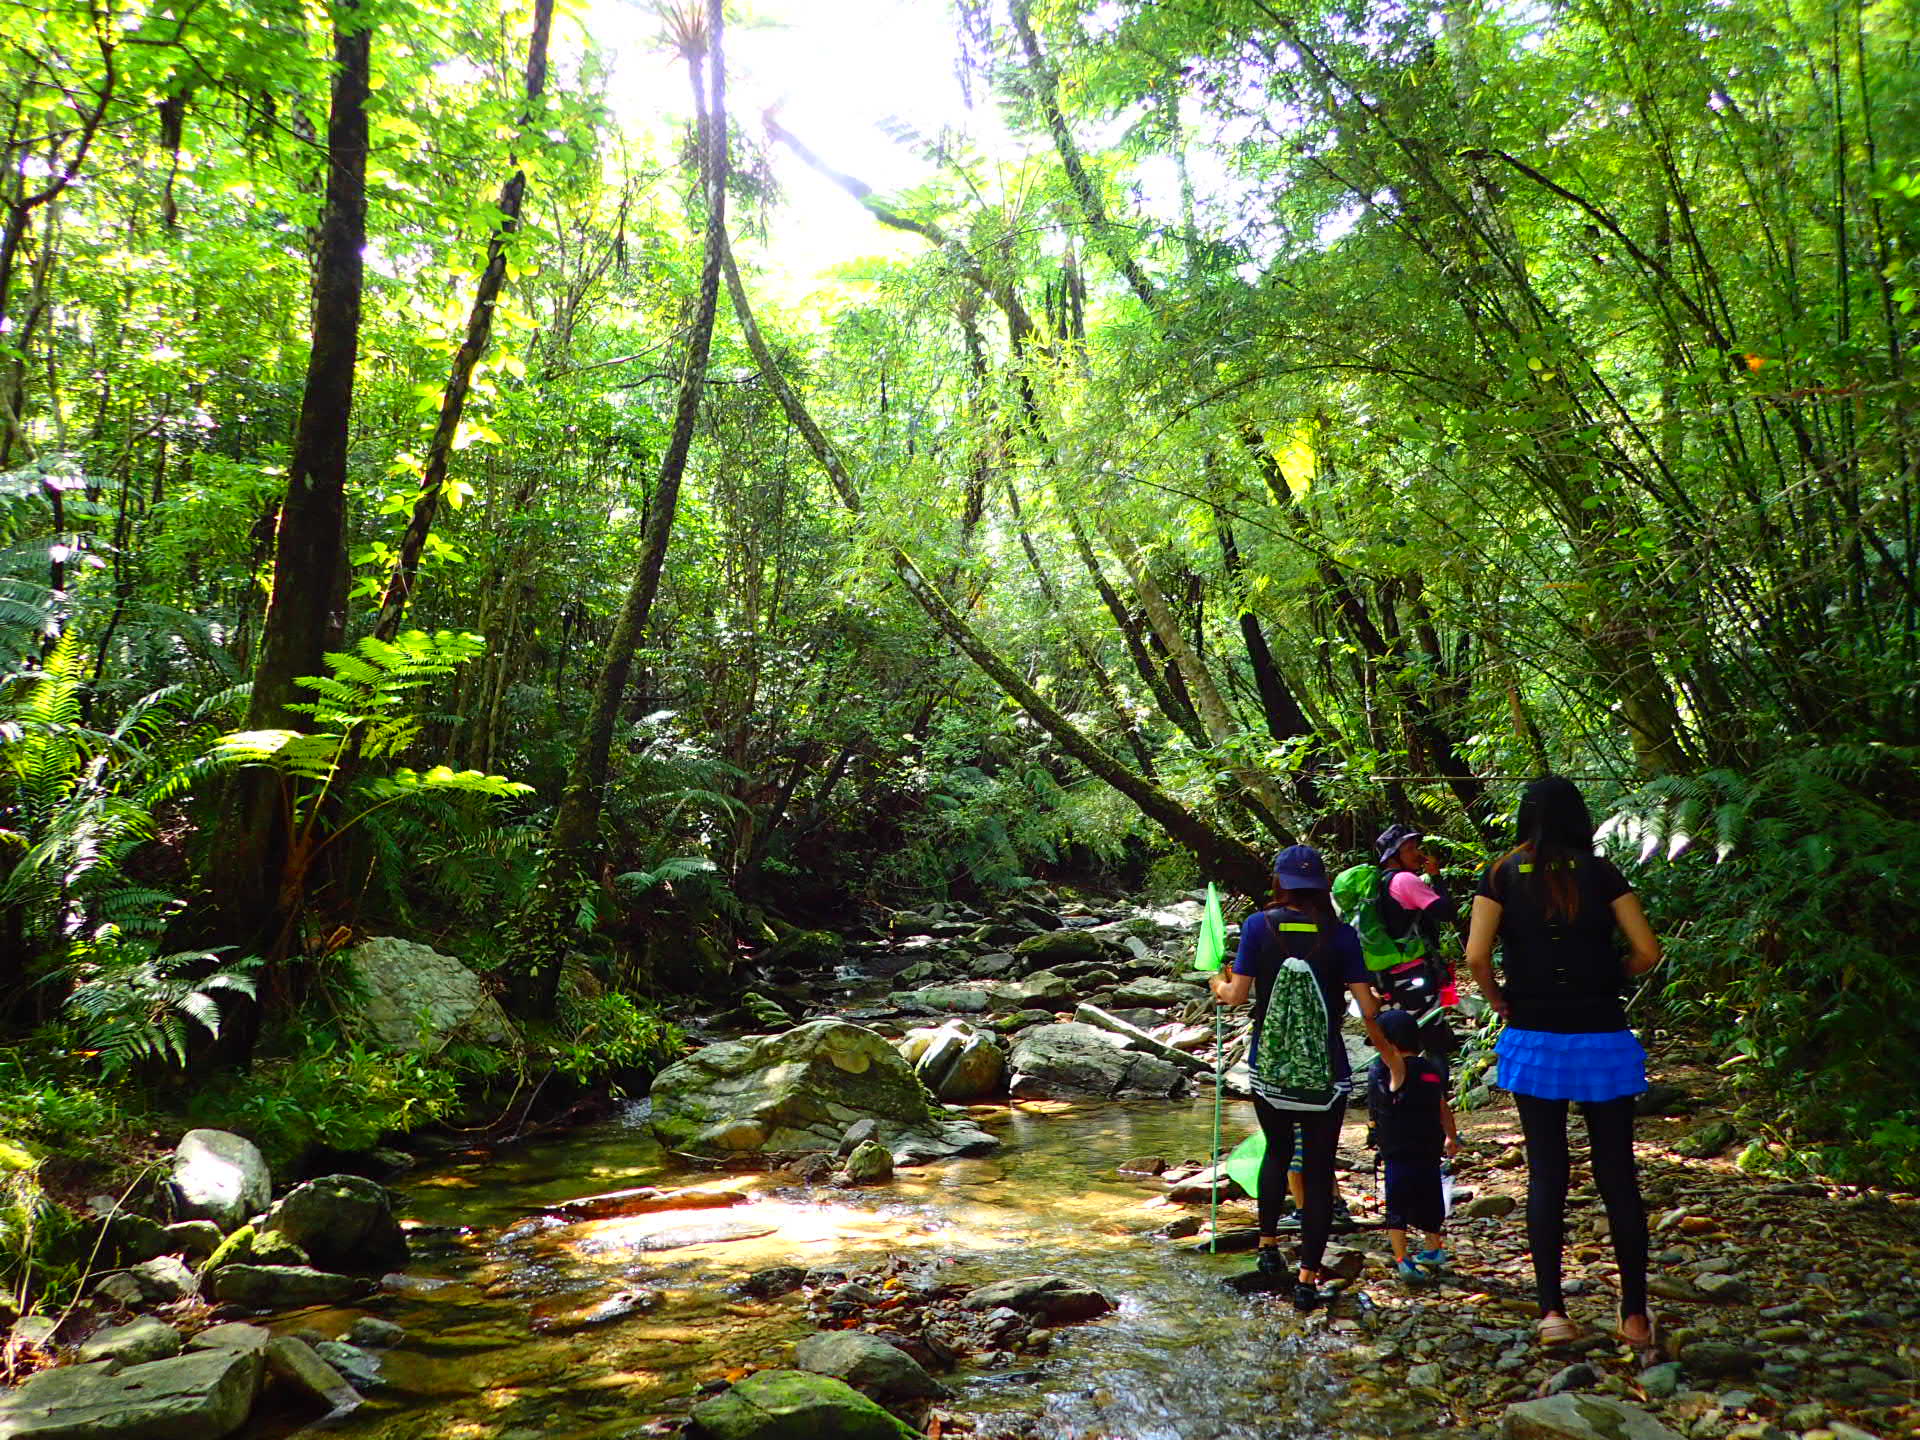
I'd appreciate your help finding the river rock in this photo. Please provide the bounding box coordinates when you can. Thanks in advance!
[761,930,843,968]
[1008,1023,1184,1099]
[962,1275,1112,1323]
[838,1141,894,1186]
[76,1315,182,1366]
[793,1331,945,1402]
[891,986,994,1015]
[344,1317,405,1348]
[1639,1362,1682,1398]
[687,1369,922,1440]
[649,1020,997,1160]
[109,1213,168,1264]
[1460,1193,1518,1219]
[129,1255,198,1303]
[899,1022,1005,1102]
[1694,1271,1751,1303]
[1004,970,1073,1006]
[339,935,518,1055]
[206,1264,358,1309]
[1502,1393,1684,1439]
[264,1336,360,1415]
[166,1130,270,1232]
[0,1347,261,1440]
[160,1221,224,1261]
[1673,1120,1736,1159]
[187,1324,272,1354]
[312,1341,379,1390]
[739,1266,808,1299]
[989,1009,1055,1034]
[263,1175,408,1273]
[1012,932,1106,969]
[1104,977,1199,1008]
[1678,1340,1760,1377]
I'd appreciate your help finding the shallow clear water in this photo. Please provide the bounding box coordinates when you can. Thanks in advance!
[270,1097,1387,1440]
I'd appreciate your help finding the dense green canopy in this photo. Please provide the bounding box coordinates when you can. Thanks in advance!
[2,0,1915,1180]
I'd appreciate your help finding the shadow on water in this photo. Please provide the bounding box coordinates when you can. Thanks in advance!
[277,1098,1375,1440]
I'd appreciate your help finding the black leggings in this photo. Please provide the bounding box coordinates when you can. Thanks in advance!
[1253,1094,1345,1277]
[1514,1093,1648,1320]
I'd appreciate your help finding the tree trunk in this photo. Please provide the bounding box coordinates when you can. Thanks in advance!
[721,239,1269,894]
[1096,517,1294,837]
[370,0,556,640]
[212,0,371,955]
[547,0,727,861]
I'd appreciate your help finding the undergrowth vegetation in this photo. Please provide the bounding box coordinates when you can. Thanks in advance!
[1606,747,1920,1185]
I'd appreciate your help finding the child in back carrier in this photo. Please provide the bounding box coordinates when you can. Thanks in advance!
[1369,1007,1459,1283]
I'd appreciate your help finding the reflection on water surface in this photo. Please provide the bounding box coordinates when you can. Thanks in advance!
[273,1098,1378,1440]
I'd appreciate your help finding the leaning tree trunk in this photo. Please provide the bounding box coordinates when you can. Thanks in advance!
[721,238,1270,895]
[533,0,728,1010]
[212,0,371,961]
[370,0,556,641]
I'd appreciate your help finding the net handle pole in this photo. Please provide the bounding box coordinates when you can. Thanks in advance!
[1209,1001,1223,1254]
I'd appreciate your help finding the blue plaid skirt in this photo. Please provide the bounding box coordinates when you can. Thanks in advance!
[1496,1026,1646,1103]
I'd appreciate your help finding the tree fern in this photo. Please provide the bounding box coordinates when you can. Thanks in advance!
[63,937,261,1076]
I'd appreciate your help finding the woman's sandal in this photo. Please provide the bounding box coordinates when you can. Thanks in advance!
[1536,1313,1580,1346]
[1616,1307,1663,1366]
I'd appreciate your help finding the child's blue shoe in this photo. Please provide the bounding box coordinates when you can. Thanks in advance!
[1393,1258,1431,1285]
[1414,1247,1450,1272]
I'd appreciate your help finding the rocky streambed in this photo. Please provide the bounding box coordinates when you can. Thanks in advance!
[7,894,1918,1440]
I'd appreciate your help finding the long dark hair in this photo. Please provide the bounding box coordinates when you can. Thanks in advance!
[1498,774,1596,921]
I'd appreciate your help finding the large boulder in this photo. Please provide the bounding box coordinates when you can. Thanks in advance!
[649,1021,997,1161]
[792,1331,944,1403]
[896,1022,1006,1103]
[338,936,517,1055]
[262,1175,407,1274]
[166,1130,270,1233]
[1502,1395,1684,1440]
[205,1265,359,1309]
[687,1369,922,1440]
[0,1348,261,1440]
[75,1317,182,1367]
[1008,1023,1187,1099]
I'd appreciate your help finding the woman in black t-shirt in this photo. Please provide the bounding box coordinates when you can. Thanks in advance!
[1465,776,1663,1355]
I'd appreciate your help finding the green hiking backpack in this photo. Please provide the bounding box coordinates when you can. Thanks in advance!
[1251,926,1338,1110]
[1332,863,1428,973]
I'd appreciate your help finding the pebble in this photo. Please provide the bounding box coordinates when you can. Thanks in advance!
[1695,1272,1753,1303]
[1641,1362,1684,1398]
[1541,1362,1598,1396]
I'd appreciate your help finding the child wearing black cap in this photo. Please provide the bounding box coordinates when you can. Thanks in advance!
[1368,1006,1459,1284]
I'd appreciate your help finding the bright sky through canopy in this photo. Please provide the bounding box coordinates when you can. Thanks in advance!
[584,0,998,305]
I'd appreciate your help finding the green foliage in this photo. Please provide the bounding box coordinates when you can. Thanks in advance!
[1604,746,1920,1184]
[214,631,530,940]
[1,639,236,974]
[188,1035,468,1171]
[0,1051,126,1153]
[545,990,685,1088]
[62,938,260,1076]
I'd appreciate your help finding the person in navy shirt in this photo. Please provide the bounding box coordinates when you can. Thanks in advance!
[1368,1006,1459,1284]
[1211,845,1387,1311]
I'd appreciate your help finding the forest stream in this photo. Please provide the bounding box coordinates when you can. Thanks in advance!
[305,1095,1357,1440]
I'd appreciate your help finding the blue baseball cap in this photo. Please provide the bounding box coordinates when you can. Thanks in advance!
[1271,844,1329,891]
[1377,1008,1423,1052]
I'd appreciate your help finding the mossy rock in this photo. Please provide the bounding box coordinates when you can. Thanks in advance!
[688,1369,923,1440]
[1011,931,1106,967]
[761,930,844,969]
[649,1020,994,1160]
[0,1141,38,1174]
